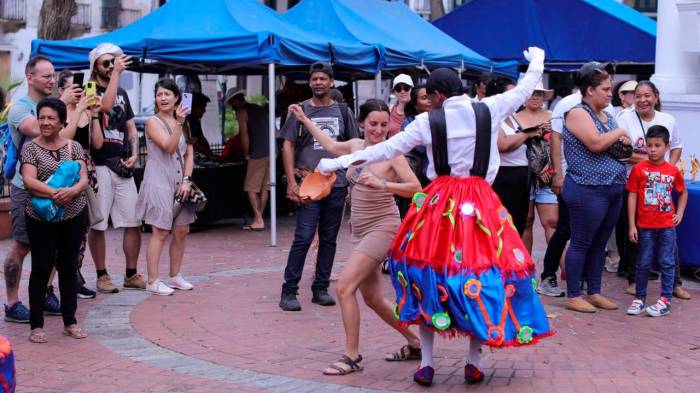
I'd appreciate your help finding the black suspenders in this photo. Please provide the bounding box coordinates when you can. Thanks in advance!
[428,101,492,178]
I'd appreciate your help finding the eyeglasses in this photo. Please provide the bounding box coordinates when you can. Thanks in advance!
[100,58,115,68]
[393,84,411,93]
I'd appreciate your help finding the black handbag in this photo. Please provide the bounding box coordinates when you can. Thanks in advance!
[606,140,633,161]
[104,157,134,178]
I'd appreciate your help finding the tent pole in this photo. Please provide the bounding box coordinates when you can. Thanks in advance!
[268,63,277,247]
[374,71,381,99]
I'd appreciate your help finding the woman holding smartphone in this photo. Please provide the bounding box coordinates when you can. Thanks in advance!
[57,70,102,299]
[136,78,195,296]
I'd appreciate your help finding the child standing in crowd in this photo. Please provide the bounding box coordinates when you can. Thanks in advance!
[626,125,687,317]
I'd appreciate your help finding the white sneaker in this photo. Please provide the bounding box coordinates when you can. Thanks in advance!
[146,279,174,296]
[167,273,194,290]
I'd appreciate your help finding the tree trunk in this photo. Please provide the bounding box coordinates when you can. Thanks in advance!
[37,0,78,40]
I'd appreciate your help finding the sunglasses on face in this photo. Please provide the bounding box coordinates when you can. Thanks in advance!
[394,84,411,93]
[100,58,115,68]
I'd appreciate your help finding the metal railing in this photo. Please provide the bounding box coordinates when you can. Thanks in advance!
[0,0,26,22]
[71,3,91,28]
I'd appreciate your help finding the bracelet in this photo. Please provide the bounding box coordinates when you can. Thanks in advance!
[91,116,99,120]
[380,178,387,190]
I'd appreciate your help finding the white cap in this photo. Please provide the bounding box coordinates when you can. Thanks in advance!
[392,73,414,89]
[619,80,638,93]
[89,43,123,76]
[533,82,554,101]
[225,87,246,104]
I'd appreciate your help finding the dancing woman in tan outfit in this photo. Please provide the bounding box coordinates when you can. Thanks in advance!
[288,99,422,375]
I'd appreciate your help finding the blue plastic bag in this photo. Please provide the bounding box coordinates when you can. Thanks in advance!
[31,161,81,222]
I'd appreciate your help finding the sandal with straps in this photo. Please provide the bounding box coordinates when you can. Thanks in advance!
[29,329,48,344]
[322,354,363,376]
[63,325,88,339]
[385,344,421,361]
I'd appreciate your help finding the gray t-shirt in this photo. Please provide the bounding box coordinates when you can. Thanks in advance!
[279,100,359,187]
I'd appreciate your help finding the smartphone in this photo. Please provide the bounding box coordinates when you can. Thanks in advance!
[181,93,193,113]
[85,81,97,97]
[72,72,85,88]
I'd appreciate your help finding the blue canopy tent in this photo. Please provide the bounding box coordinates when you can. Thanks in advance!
[282,0,518,77]
[30,0,382,74]
[31,0,384,246]
[433,0,656,70]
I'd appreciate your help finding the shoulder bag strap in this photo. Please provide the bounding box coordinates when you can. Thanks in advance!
[428,107,450,176]
[155,115,186,173]
[338,102,350,142]
[634,110,647,138]
[470,102,492,178]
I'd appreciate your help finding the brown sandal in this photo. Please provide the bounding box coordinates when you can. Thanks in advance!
[63,325,88,339]
[322,354,363,376]
[29,329,48,344]
[385,344,421,361]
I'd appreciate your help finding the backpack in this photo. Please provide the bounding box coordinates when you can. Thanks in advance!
[0,123,23,185]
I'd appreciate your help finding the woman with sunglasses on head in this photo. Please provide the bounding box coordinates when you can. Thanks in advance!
[561,62,630,313]
[288,99,422,376]
[615,80,690,300]
[21,97,90,343]
[388,74,414,138]
[517,84,558,256]
[57,70,103,300]
[136,78,195,296]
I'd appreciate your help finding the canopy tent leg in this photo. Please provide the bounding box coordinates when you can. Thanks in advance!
[374,71,382,99]
[268,63,277,247]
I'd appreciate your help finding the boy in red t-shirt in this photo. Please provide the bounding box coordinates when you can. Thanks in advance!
[626,125,688,317]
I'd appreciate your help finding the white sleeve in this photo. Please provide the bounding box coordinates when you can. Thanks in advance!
[616,113,632,137]
[482,59,543,128]
[334,117,426,169]
[669,117,682,149]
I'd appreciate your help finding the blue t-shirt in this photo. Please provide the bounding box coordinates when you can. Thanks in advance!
[563,103,626,186]
[7,96,38,189]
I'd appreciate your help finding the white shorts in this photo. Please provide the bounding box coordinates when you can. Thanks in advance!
[92,165,140,230]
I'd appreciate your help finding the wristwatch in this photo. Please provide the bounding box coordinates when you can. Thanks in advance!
[183,176,192,182]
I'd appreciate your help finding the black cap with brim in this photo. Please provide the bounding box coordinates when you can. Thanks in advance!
[426,68,463,97]
[309,62,334,79]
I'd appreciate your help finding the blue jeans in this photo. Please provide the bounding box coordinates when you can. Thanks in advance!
[562,176,623,298]
[282,187,347,293]
[635,228,676,300]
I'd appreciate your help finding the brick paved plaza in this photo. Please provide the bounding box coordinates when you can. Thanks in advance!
[2,217,700,393]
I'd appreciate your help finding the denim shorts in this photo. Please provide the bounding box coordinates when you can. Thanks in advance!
[530,183,558,204]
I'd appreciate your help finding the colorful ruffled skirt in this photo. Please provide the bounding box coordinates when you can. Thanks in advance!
[389,176,554,347]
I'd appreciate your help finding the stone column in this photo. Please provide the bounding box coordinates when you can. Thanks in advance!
[651,0,700,95]
[650,0,700,162]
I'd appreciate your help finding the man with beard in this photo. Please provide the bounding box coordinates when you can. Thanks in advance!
[278,62,359,311]
[4,55,81,322]
[87,43,145,294]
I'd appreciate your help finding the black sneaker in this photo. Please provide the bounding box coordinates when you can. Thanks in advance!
[279,291,301,311]
[77,285,97,299]
[44,286,62,315]
[311,290,336,306]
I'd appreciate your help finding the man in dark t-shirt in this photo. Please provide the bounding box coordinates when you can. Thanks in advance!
[86,43,144,294]
[226,88,270,231]
[277,62,359,311]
